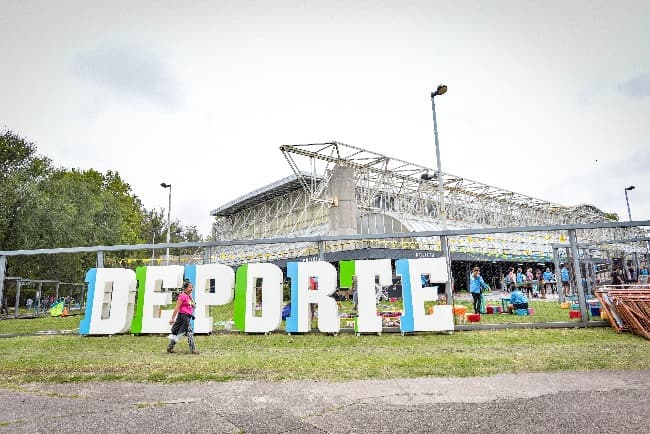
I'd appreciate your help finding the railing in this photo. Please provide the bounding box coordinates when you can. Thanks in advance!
[1,219,649,324]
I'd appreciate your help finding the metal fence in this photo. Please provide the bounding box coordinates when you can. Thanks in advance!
[1,220,648,327]
[0,277,86,318]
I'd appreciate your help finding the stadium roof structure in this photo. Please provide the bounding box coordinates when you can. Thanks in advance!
[277,141,612,225]
[208,141,645,265]
[210,173,320,217]
[214,141,609,225]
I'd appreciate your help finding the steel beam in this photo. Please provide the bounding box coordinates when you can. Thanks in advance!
[569,229,588,321]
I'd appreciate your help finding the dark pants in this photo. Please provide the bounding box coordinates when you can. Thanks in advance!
[171,313,191,335]
[471,292,481,314]
[169,313,195,352]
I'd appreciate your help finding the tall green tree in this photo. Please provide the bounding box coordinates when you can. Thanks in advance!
[140,208,203,262]
[0,130,52,250]
[6,167,149,281]
[1,129,206,281]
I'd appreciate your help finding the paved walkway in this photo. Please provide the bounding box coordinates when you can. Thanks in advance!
[1,370,648,433]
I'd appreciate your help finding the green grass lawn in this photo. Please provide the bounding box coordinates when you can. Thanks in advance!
[0,298,593,335]
[0,308,647,384]
[447,299,597,324]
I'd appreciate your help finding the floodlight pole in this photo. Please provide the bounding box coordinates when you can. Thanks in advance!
[432,91,447,232]
[624,186,635,221]
[624,186,640,275]
[430,84,452,303]
[161,183,172,266]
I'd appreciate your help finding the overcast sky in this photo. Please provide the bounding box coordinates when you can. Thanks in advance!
[1,0,648,236]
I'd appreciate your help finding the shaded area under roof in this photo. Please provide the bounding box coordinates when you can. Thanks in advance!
[211,174,313,217]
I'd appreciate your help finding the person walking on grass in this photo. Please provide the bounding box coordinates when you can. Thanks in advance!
[469,266,490,314]
[167,281,199,354]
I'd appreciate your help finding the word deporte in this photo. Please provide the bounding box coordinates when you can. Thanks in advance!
[80,257,453,335]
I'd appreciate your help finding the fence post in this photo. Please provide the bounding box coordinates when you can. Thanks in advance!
[318,240,326,261]
[14,279,21,318]
[584,249,594,296]
[0,255,5,315]
[441,235,453,305]
[568,229,588,321]
[37,281,43,312]
[97,251,104,268]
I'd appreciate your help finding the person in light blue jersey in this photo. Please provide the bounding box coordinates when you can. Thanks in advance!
[469,266,490,314]
[507,287,528,313]
[560,264,571,297]
[542,267,554,299]
[516,267,525,285]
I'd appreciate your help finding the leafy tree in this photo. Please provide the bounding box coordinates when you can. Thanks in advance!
[139,208,204,263]
[0,129,52,250]
[1,129,208,281]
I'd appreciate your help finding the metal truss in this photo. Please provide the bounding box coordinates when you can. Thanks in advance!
[209,141,644,262]
[279,142,620,227]
[213,187,328,241]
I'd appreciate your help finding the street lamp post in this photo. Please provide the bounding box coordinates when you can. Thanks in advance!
[160,182,172,265]
[624,185,641,273]
[624,185,635,221]
[427,84,452,303]
[431,84,448,230]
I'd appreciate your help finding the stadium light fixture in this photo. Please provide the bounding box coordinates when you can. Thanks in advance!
[432,84,448,97]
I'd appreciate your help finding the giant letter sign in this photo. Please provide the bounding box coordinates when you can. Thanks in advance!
[233,262,283,333]
[80,268,137,335]
[397,258,453,333]
[354,259,392,334]
[187,263,235,333]
[285,261,339,333]
[80,259,455,335]
[131,265,184,333]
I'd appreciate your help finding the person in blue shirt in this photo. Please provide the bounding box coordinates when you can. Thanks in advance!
[542,267,554,299]
[542,267,554,282]
[640,264,649,276]
[560,264,571,297]
[516,267,525,285]
[281,302,291,321]
[469,266,490,314]
[507,287,528,313]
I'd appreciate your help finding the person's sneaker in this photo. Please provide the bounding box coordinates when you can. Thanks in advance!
[167,347,175,353]
[190,350,200,355]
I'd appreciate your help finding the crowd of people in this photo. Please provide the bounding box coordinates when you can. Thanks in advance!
[499,260,649,301]
[470,266,530,314]
[504,265,557,299]
[611,261,648,286]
